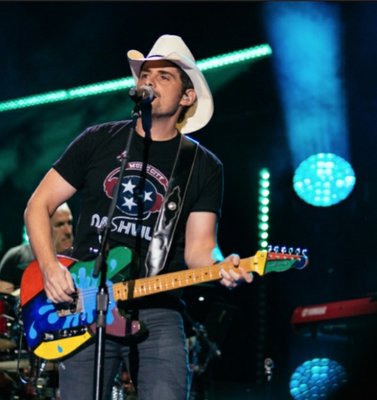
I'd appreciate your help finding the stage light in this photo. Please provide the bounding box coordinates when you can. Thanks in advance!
[264,3,350,175]
[293,153,356,207]
[0,44,272,113]
[198,44,272,71]
[258,168,270,249]
[289,358,347,399]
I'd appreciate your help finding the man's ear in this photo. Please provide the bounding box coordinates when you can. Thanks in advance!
[180,89,196,106]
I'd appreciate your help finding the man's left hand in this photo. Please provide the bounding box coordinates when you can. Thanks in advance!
[218,253,253,289]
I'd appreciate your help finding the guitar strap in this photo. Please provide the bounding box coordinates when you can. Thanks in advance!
[144,134,198,277]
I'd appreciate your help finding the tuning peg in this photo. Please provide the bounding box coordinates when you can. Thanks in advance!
[294,249,309,270]
[281,246,287,254]
[288,247,294,254]
[295,247,301,255]
[273,245,280,253]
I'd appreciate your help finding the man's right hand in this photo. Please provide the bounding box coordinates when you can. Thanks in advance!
[42,261,76,303]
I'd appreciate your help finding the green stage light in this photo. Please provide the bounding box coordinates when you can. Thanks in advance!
[293,153,356,207]
[0,44,272,113]
[258,222,269,230]
[258,168,271,249]
[0,77,134,113]
[259,205,269,214]
[260,215,269,222]
[197,44,272,71]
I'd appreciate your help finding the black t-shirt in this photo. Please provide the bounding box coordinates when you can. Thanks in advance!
[53,120,223,279]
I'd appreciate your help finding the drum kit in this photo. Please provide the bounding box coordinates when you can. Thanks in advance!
[0,292,59,400]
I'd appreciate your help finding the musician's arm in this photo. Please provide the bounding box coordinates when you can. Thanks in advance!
[184,211,252,287]
[24,168,77,302]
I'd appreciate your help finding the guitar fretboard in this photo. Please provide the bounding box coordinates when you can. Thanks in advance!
[112,256,257,301]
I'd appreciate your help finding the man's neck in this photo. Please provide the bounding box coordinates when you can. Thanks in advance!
[135,118,179,141]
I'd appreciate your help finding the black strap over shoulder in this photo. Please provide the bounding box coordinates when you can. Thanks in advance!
[144,134,198,277]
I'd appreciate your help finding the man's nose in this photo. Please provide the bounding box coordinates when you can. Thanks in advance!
[63,222,73,234]
[144,76,155,87]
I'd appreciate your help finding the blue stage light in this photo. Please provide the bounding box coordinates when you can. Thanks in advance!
[293,153,356,207]
[290,358,347,399]
[263,3,351,176]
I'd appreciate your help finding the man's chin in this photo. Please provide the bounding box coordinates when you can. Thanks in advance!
[56,241,73,254]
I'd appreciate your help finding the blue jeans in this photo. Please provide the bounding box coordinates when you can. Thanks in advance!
[59,308,191,400]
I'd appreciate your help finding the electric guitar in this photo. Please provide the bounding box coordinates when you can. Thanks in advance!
[20,246,308,361]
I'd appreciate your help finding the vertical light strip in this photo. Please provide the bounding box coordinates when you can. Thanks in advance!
[258,168,270,249]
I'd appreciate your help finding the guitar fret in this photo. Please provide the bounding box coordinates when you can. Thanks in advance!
[114,265,234,301]
[113,254,298,303]
[139,267,218,295]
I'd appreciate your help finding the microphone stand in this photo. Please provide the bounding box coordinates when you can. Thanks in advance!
[92,103,142,400]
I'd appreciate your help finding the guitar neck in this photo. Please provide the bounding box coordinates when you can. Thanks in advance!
[112,255,260,302]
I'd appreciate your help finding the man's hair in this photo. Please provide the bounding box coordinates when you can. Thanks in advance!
[54,202,71,215]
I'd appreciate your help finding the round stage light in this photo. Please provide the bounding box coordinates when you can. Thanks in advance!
[293,153,356,207]
[289,358,347,399]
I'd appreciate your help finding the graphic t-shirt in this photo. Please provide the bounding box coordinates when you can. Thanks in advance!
[53,120,223,279]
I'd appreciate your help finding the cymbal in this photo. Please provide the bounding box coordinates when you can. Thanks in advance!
[0,281,15,295]
[0,357,58,372]
[0,358,29,372]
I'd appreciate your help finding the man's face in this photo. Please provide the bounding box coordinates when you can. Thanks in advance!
[138,60,194,120]
[50,209,73,254]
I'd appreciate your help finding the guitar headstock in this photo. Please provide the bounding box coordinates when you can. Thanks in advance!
[254,245,309,276]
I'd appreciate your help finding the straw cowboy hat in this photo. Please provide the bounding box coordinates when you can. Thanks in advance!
[127,34,214,134]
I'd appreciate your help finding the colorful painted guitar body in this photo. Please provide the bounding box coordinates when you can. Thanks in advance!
[20,246,308,361]
[20,247,134,360]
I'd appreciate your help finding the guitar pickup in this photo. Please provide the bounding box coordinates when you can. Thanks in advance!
[55,291,83,317]
[43,326,89,341]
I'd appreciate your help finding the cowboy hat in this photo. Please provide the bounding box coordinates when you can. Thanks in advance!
[127,34,214,134]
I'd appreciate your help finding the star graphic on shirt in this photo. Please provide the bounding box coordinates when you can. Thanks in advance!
[115,173,162,218]
[122,179,136,194]
[122,196,137,210]
[144,191,153,202]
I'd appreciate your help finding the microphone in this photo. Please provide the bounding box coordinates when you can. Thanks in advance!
[128,85,154,104]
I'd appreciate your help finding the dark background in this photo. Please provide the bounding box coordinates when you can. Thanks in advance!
[1,2,376,399]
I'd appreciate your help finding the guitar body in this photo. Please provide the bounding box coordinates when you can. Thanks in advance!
[20,247,134,360]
